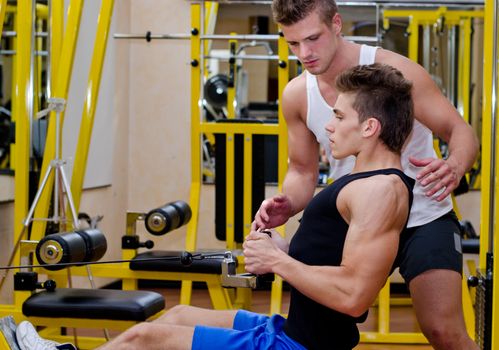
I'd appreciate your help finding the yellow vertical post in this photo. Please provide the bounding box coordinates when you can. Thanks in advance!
[34,19,43,115]
[480,0,493,271]
[0,0,7,37]
[462,270,475,339]
[225,131,235,250]
[49,0,64,93]
[0,0,8,172]
[378,282,390,334]
[243,133,252,237]
[227,35,237,119]
[270,30,289,315]
[492,1,499,344]
[482,0,497,347]
[12,0,33,307]
[458,18,472,124]
[9,6,16,173]
[203,1,218,78]
[0,0,6,172]
[407,16,419,62]
[29,0,84,243]
[68,0,115,224]
[180,2,202,305]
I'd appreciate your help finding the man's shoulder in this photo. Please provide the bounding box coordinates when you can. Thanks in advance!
[285,72,307,94]
[282,72,308,112]
[344,173,409,204]
[375,49,428,80]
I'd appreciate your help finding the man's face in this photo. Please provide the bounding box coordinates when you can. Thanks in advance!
[325,93,363,159]
[280,10,341,75]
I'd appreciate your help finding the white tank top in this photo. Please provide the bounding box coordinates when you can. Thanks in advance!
[305,44,453,227]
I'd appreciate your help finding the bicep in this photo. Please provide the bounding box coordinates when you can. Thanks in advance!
[397,60,465,142]
[281,86,320,172]
[340,181,409,297]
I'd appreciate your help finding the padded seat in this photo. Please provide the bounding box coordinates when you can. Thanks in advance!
[129,250,227,274]
[23,288,165,321]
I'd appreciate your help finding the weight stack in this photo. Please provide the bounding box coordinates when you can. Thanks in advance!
[474,269,493,350]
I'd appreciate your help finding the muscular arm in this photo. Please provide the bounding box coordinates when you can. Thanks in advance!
[381,51,479,200]
[245,176,410,317]
[281,77,320,215]
[252,76,321,229]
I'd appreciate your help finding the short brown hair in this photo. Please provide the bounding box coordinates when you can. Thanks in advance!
[272,0,338,26]
[335,63,414,154]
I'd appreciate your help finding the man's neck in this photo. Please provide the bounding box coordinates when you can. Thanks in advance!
[351,143,402,174]
[317,39,360,85]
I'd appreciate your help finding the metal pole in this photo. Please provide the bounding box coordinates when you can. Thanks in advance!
[447,26,457,106]
[423,25,431,71]
[488,0,498,255]
[114,32,378,43]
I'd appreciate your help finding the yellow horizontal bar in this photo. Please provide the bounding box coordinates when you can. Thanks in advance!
[42,264,224,281]
[383,8,483,21]
[38,335,106,349]
[360,331,428,344]
[200,122,283,135]
[6,4,48,18]
[27,317,137,329]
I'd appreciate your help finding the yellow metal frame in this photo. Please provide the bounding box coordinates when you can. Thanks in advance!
[227,34,237,119]
[11,0,33,311]
[0,241,160,349]
[175,2,290,313]
[29,0,84,244]
[68,0,115,225]
[119,212,233,310]
[356,6,486,344]
[481,0,498,347]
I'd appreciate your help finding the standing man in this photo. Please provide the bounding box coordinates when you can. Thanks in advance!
[97,63,415,350]
[253,1,479,349]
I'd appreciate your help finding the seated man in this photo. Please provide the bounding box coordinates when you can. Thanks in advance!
[97,63,415,350]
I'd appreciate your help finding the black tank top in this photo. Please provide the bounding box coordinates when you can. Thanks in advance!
[282,168,415,350]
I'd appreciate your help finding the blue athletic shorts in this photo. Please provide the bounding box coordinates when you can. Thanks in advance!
[191,310,306,350]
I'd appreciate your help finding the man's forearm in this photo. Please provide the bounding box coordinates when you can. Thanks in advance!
[282,168,318,215]
[447,123,479,177]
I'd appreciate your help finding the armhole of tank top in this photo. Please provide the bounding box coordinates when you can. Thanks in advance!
[359,44,378,65]
[305,72,314,129]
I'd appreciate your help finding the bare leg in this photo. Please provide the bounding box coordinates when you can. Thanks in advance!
[154,304,238,328]
[96,323,194,350]
[409,269,478,350]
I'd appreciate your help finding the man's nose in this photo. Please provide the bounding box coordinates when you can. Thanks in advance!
[325,120,335,134]
[299,44,311,58]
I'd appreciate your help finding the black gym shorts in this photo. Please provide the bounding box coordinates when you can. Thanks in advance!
[394,211,463,283]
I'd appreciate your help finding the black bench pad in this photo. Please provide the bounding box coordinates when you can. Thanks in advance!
[129,250,226,274]
[23,288,165,321]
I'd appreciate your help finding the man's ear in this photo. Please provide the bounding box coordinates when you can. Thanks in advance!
[363,117,381,138]
[332,13,342,35]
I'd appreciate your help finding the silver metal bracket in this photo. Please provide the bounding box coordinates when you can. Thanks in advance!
[220,251,260,289]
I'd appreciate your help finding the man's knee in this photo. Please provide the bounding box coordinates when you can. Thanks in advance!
[119,323,152,347]
[157,304,192,324]
[421,323,472,350]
